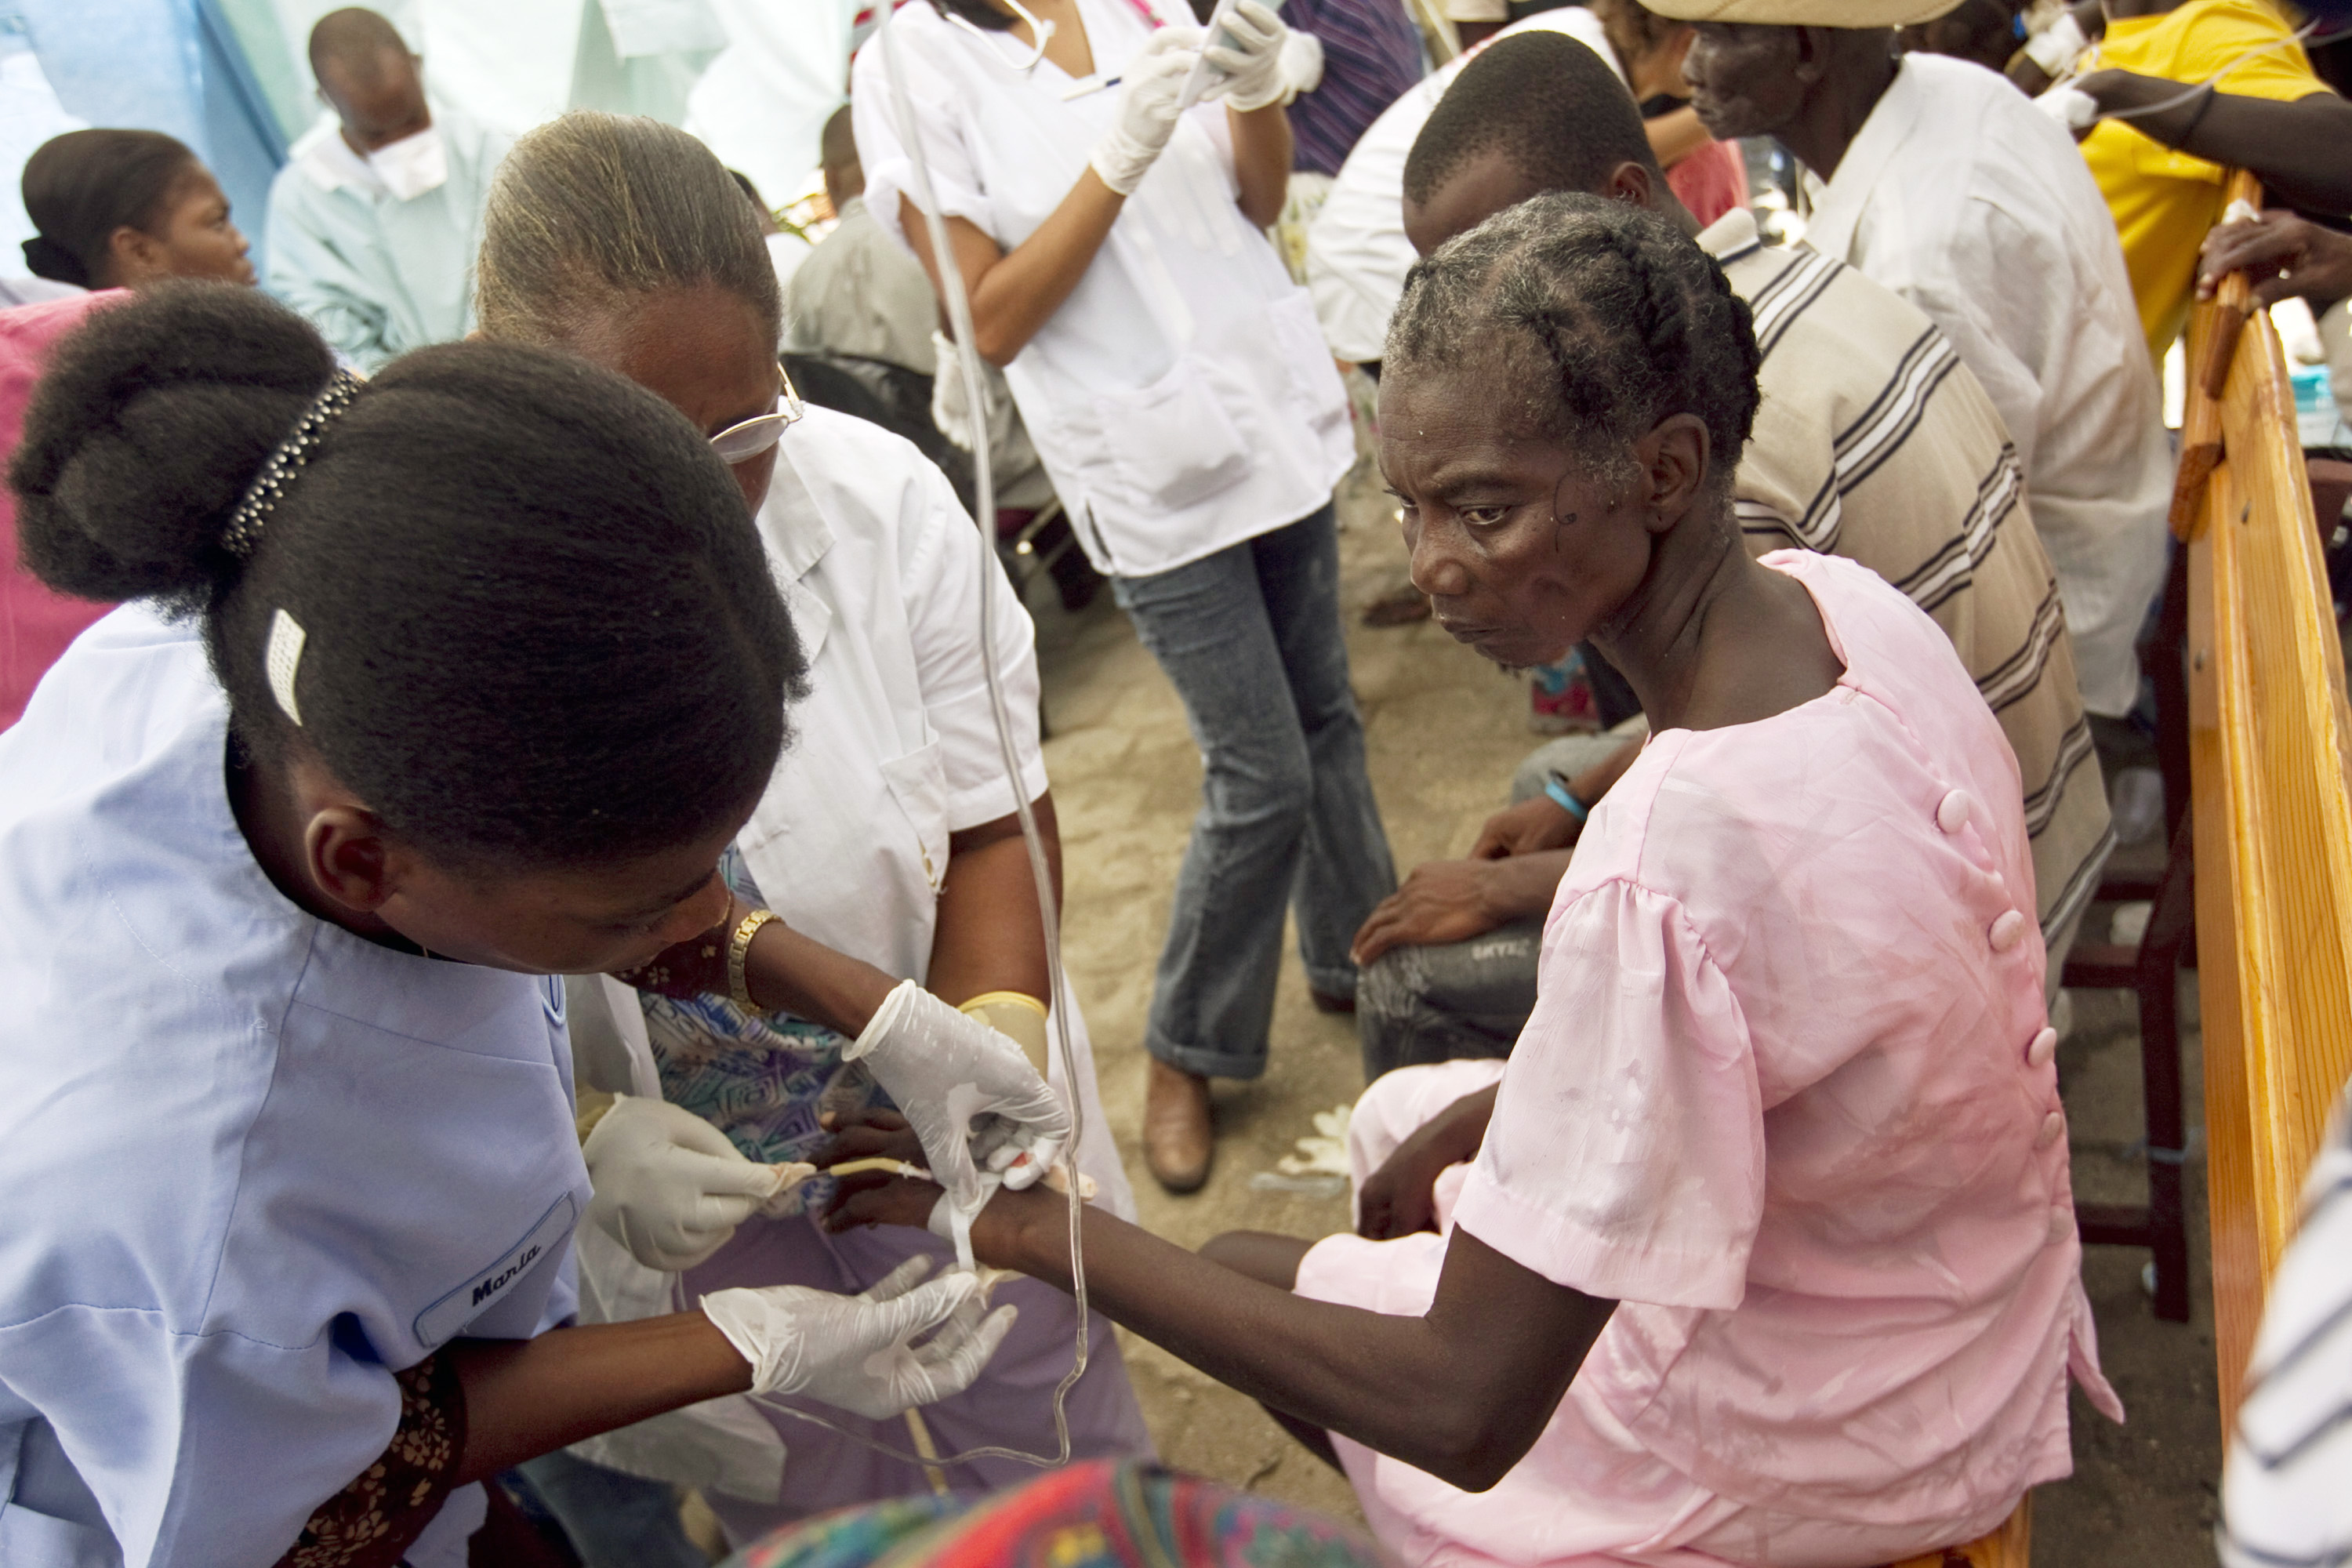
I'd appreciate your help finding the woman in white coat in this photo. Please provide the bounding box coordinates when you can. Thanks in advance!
[470,114,1150,1550]
[852,0,1398,1191]
[0,285,1011,1567]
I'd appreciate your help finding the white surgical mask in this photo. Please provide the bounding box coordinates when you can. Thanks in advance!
[368,124,448,201]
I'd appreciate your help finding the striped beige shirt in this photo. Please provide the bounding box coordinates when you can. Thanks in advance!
[1702,209,2112,941]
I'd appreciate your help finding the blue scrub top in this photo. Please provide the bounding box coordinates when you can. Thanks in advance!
[0,607,590,1567]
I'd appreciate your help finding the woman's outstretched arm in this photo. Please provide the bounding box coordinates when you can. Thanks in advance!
[826,1162,1615,1490]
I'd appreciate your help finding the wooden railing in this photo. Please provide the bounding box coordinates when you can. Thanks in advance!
[2183,172,2352,1422]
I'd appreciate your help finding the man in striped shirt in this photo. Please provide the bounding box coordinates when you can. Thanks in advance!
[1347,29,2111,1078]
[2218,1075,2352,1566]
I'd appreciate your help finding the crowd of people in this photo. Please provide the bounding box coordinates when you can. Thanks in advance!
[1,0,2349,1565]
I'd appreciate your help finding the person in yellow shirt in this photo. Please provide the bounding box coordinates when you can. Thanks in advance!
[2067,0,2352,364]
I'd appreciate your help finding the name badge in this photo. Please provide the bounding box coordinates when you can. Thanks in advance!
[413,1193,576,1348]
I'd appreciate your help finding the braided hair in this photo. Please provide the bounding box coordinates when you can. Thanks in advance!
[1387,191,1760,502]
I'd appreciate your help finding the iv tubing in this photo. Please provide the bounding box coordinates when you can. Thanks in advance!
[751,0,1094,1475]
[2071,16,2327,121]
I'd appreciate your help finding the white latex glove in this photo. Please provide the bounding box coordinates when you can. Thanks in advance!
[583,1095,780,1272]
[2023,10,2089,78]
[1091,28,1203,196]
[1279,27,1323,97]
[844,978,1072,1208]
[702,1256,1018,1417]
[1200,0,1292,112]
[2034,84,2100,131]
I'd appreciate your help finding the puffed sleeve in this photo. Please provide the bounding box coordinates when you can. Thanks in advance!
[1448,880,1764,1312]
[851,24,996,252]
[895,453,1047,829]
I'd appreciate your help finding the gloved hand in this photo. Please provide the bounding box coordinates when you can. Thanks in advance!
[702,1256,1018,1417]
[1278,27,1323,98]
[584,1094,782,1272]
[1091,28,1203,196]
[1200,0,1293,113]
[844,978,1071,1208]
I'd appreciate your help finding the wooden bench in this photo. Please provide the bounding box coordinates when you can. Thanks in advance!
[1884,1497,2031,1568]
[1880,168,2348,1568]
[2179,171,2352,1424]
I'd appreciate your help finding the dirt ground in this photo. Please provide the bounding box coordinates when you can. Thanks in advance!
[1023,459,2227,1563]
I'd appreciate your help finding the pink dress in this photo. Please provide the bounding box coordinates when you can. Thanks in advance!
[1296,552,2121,1566]
[1,292,119,731]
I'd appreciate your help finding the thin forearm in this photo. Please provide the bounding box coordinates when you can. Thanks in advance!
[997,1200,1554,1485]
[1229,103,1293,227]
[927,799,1059,1004]
[447,1313,751,1486]
[1486,851,1573,921]
[2096,78,2352,212]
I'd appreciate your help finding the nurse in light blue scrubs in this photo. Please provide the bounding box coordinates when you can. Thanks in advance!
[0,285,1014,1568]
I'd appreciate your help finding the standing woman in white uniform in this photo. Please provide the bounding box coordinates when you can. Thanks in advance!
[467,114,1148,1550]
[0,286,1013,1568]
[851,0,1398,1192]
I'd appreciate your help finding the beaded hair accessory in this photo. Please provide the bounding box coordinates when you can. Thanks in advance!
[219,369,362,559]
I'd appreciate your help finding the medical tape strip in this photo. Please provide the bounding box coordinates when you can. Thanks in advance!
[266,609,308,725]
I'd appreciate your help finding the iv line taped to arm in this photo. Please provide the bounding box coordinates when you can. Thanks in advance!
[762,0,1102,1474]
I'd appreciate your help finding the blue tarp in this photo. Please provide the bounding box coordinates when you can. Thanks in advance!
[8,0,286,272]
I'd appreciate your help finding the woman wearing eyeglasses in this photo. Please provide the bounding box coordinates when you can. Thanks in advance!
[469,113,1149,1555]
[854,0,1397,1194]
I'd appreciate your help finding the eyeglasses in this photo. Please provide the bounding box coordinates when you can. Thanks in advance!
[710,365,806,465]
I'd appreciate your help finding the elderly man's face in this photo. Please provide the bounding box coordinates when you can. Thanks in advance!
[1682,23,1808,141]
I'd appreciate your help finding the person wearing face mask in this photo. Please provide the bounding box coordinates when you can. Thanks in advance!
[264,6,509,372]
[0,285,1016,1567]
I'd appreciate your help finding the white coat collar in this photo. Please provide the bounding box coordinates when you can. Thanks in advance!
[1801,53,1929,264]
[755,437,839,662]
[292,113,386,197]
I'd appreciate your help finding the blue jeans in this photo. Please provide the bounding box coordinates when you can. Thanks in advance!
[514,1450,706,1568]
[1112,504,1396,1079]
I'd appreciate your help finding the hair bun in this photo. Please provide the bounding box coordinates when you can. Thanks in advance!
[9,283,338,604]
[20,234,88,288]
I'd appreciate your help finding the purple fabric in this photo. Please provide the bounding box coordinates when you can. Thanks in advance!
[684,1214,1153,1544]
[1281,0,1427,176]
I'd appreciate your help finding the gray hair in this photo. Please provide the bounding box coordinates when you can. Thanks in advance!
[477,111,782,348]
[1386,191,1760,498]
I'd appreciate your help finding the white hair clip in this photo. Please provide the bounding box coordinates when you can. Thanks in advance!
[266,608,308,726]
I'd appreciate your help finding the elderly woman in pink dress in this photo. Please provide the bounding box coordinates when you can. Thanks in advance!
[825,190,2120,1567]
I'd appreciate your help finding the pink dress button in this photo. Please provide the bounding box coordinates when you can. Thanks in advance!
[1936,789,1972,833]
[2036,1110,2064,1149]
[2027,1027,2058,1069]
[1989,909,2027,952]
[2049,1206,2074,1244]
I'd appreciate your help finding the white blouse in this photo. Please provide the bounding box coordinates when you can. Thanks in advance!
[851,0,1354,579]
